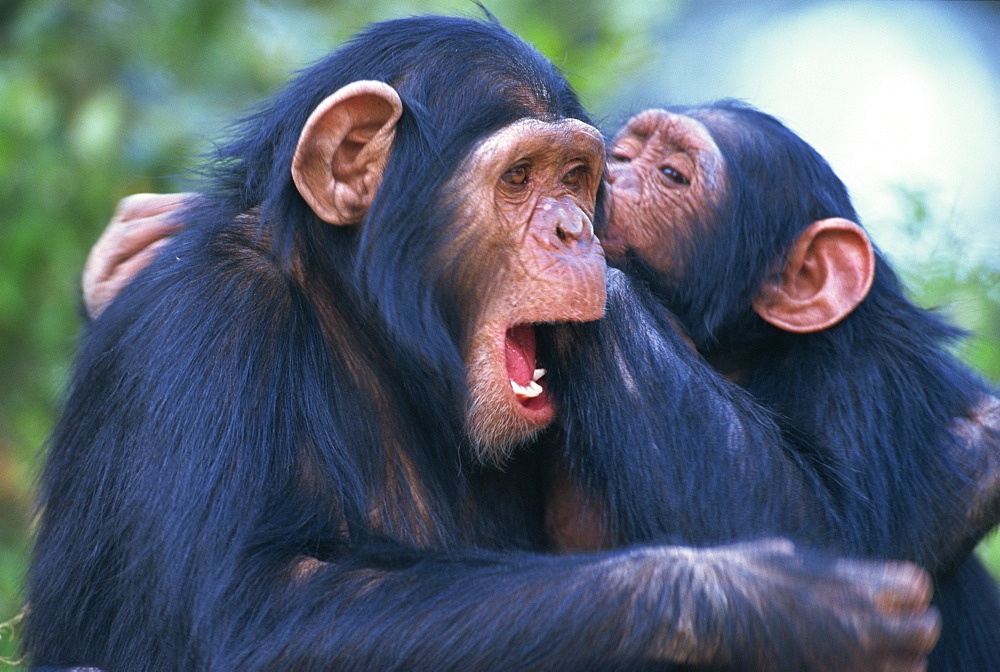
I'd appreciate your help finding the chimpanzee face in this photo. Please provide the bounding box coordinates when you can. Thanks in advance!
[453,117,607,462]
[601,109,726,282]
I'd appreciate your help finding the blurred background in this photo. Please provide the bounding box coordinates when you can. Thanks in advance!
[1,0,998,664]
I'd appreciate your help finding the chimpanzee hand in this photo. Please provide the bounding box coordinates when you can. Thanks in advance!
[950,395,1000,564]
[82,192,189,319]
[633,539,939,672]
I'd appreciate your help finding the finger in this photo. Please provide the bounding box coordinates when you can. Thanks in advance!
[85,241,171,319]
[832,560,933,613]
[85,210,182,294]
[873,563,934,615]
[875,607,941,670]
[111,216,184,263]
[113,192,195,222]
[84,284,112,321]
[107,243,169,294]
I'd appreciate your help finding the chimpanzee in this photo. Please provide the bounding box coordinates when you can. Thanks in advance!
[592,102,1000,671]
[27,17,940,672]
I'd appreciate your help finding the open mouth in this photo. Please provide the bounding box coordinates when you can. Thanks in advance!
[504,324,550,413]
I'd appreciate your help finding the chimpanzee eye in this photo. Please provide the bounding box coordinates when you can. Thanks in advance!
[563,165,589,187]
[660,165,690,186]
[502,165,529,186]
[610,152,630,163]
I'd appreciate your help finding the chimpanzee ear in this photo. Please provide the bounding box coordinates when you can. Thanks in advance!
[752,218,875,333]
[292,80,403,225]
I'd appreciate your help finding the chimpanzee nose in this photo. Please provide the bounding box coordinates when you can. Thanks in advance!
[555,213,589,243]
[537,197,593,246]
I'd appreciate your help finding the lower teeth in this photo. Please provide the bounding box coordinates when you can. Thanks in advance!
[512,380,543,398]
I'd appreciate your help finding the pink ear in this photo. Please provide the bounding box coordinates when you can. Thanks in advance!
[291,80,403,225]
[752,218,875,333]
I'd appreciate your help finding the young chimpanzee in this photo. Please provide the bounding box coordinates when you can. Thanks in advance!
[596,102,1000,671]
[27,18,939,672]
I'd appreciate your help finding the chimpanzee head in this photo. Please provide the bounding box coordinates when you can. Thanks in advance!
[602,101,875,353]
[208,15,607,464]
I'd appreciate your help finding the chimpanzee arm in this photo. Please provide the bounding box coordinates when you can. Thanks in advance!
[29,242,936,672]
[545,269,846,548]
[258,541,937,672]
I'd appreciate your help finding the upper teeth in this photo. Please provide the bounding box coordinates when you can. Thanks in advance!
[512,368,546,398]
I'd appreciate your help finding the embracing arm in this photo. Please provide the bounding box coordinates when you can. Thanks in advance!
[547,270,1000,587]
[262,541,937,672]
[82,199,837,547]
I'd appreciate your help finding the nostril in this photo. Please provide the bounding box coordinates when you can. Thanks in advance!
[554,215,592,245]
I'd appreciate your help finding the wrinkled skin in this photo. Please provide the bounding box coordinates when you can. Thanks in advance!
[81,193,191,319]
[453,118,607,461]
[603,110,725,282]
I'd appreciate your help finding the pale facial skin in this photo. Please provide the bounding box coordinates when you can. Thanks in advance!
[602,109,725,280]
[86,112,709,323]
[452,118,607,462]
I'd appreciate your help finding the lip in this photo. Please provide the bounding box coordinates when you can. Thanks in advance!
[599,191,629,261]
[596,233,628,261]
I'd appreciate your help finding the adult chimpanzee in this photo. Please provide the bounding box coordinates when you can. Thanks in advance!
[27,17,940,672]
[589,102,1000,671]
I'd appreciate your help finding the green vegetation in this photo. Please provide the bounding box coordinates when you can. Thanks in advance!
[0,1,997,666]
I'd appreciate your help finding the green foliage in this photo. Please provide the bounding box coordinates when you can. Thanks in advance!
[0,1,997,667]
